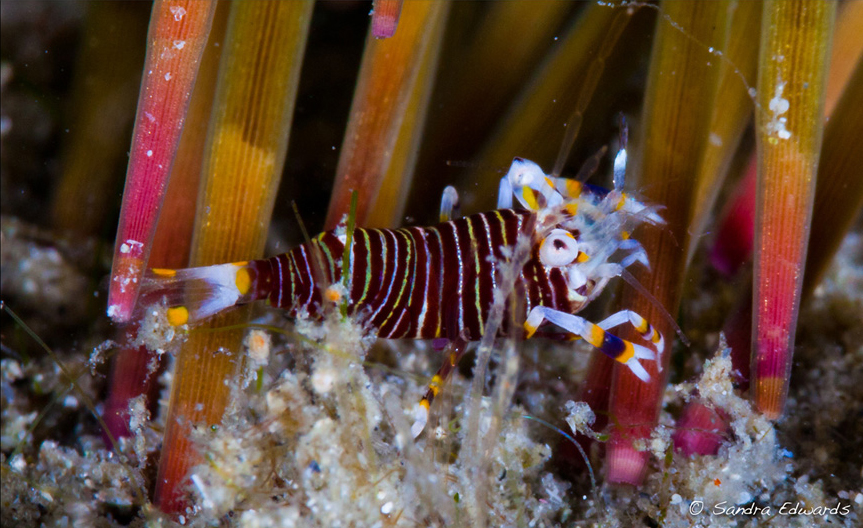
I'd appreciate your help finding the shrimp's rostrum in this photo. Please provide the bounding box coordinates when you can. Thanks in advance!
[141,152,665,433]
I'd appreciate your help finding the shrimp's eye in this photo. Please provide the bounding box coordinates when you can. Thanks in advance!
[539,229,579,267]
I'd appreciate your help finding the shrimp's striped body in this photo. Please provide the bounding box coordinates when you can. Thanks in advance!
[141,155,666,434]
[250,209,543,339]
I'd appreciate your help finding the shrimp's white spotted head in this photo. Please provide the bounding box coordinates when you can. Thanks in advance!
[501,157,665,307]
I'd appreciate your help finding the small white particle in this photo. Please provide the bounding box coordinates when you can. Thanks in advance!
[767,81,791,140]
[380,502,394,515]
[191,474,215,510]
[3,360,23,380]
[10,454,27,472]
[146,149,153,157]
[709,132,722,146]
[164,72,172,81]
[120,243,130,254]
[173,39,186,50]
[670,494,682,505]
[311,368,336,394]
[170,6,186,21]
[245,329,271,368]
[769,87,790,115]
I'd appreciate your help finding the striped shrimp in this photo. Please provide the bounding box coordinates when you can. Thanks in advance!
[139,148,665,436]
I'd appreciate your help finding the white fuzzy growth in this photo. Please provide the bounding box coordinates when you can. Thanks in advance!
[767,81,792,140]
[133,305,181,355]
[564,400,596,437]
[244,329,271,369]
[311,367,337,395]
[169,5,186,21]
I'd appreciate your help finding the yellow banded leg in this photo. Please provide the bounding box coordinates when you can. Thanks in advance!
[597,309,665,359]
[411,334,470,438]
[523,306,655,382]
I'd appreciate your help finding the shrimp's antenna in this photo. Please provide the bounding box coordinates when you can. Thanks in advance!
[613,113,628,191]
[573,145,608,183]
[551,8,633,178]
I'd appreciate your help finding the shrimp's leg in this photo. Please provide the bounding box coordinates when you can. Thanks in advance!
[617,239,650,270]
[596,309,665,359]
[523,306,656,382]
[497,174,513,209]
[439,185,461,222]
[411,332,470,438]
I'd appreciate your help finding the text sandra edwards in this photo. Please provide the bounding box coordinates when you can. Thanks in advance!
[712,501,852,517]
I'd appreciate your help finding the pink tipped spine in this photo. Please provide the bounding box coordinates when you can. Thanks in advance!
[107,0,216,323]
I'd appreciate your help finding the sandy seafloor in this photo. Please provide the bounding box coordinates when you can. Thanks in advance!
[2,2,862,527]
